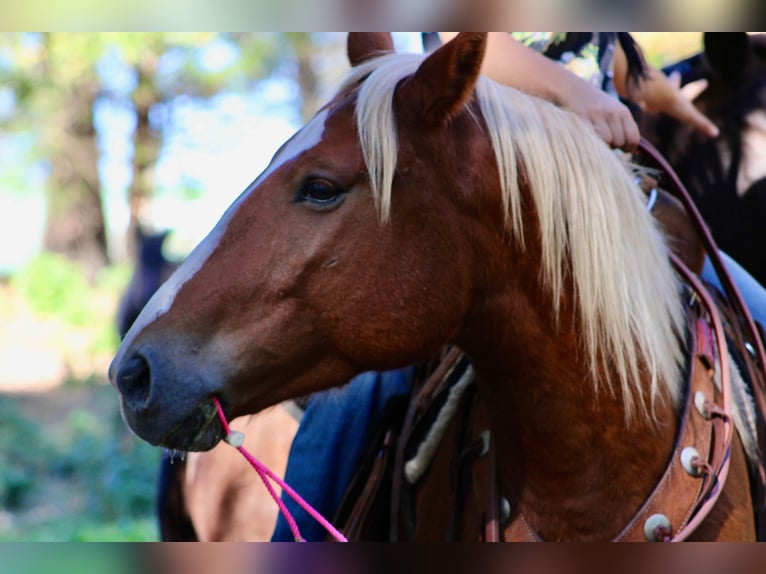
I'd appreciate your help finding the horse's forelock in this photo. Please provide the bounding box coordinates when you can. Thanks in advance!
[337,53,425,222]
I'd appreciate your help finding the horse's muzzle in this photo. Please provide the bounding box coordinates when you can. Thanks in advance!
[110,345,226,450]
[114,353,152,411]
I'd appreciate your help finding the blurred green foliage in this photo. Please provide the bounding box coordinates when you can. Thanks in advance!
[632,32,703,68]
[0,398,52,511]
[10,252,130,362]
[0,32,340,545]
[1,251,158,541]
[11,252,92,325]
[0,386,160,541]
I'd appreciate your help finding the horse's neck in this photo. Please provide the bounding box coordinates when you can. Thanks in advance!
[459,279,680,541]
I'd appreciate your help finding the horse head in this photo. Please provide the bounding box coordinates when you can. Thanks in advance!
[109,34,507,450]
[110,32,682,451]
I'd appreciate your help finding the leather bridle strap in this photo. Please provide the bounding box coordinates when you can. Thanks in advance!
[667,254,734,540]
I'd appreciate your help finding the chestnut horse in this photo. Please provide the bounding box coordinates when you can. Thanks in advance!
[110,33,760,541]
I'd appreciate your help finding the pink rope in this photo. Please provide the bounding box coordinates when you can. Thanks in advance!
[212,397,348,543]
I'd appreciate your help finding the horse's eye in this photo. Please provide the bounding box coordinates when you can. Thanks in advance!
[301,179,342,207]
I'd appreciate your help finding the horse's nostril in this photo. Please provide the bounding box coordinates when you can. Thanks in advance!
[116,353,152,409]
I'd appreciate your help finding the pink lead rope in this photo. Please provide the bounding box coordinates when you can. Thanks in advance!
[212,397,348,542]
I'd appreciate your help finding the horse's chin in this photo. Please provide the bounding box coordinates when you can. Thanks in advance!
[121,397,225,452]
[160,405,225,452]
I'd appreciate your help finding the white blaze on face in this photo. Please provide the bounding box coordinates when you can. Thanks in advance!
[114,109,330,362]
[738,110,766,197]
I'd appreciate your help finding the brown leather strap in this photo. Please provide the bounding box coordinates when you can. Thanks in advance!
[616,270,731,540]
[504,513,541,542]
[339,431,395,540]
[482,448,500,542]
[667,256,734,540]
[389,348,464,541]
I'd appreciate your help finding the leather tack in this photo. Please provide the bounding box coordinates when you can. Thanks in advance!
[680,446,702,476]
[694,391,710,419]
[478,430,491,457]
[499,497,511,526]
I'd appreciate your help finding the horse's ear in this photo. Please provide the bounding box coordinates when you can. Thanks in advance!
[398,32,487,125]
[347,33,395,67]
[704,33,750,80]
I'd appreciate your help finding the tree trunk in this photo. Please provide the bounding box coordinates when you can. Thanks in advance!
[288,33,320,122]
[43,78,109,280]
[127,55,162,256]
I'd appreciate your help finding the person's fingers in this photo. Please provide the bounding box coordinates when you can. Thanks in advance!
[622,113,641,152]
[605,112,626,150]
[672,99,720,138]
[668,70,682,90]
[603,100,640,151]
[667,74,718,137]
[688,107,720,138]
[590,116,613,147]
[680,78,709,102]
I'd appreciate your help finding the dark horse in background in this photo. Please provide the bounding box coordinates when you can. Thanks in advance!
[641,32,766,287]
[117,227,179,339]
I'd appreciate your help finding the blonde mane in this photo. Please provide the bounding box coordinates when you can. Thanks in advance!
[337,52,687,421]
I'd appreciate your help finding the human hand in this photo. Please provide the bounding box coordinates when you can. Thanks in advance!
[626,68,719,139]
[557,75,641,152]
[663,71,719,138]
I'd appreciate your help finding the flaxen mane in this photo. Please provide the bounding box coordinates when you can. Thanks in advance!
[338,52,687,422]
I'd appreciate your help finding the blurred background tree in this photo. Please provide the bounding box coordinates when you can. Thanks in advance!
[0,32,341,277]
[0,34,108,279]
[106,32,282,257]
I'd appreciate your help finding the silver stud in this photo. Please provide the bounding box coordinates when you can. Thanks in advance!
[224,430,245,447]
[694,391,710,419]
[645,188,658,212]
[644,513,672,541]
[680,446,702,476]
[478,430,491,457]
[499,497,511,525]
